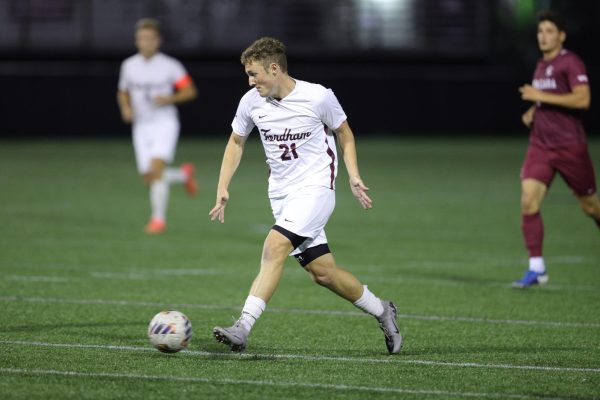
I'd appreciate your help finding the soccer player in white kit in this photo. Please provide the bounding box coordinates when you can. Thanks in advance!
[210,37,402,354]
[117,18,198,234]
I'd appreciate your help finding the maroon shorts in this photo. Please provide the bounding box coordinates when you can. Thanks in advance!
[521,143,597,196]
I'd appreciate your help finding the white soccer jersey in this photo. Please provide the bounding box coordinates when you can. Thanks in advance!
[118,52,190,124]
[232,80,347,197]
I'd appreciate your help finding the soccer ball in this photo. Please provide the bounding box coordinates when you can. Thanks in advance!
[147,310,192,353]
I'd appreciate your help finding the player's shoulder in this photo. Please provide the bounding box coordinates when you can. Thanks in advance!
[239,87,263,105]
[296,79,328,95]
[558,49,585,65]
[155,52,176,62]
[122,53,142,67]
[294,79,331,104]
[153,52,184,67]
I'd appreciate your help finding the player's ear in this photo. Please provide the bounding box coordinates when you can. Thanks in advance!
[559,31,566,44]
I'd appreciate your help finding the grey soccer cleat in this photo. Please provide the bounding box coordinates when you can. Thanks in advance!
[213,320,249,352]
[376,300,403,354]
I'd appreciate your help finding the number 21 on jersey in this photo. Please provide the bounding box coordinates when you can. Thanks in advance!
[279,143,298,161]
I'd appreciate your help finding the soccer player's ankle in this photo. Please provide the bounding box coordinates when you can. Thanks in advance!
[240,295,266,331]
[238,316,253,331]
[353,285,384,317]
[149,215,165,224]
[528,256,545,273]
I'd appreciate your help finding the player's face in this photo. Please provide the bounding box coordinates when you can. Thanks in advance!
[537,21,565,55]
[245,61,277,98]
[135,28,161,58]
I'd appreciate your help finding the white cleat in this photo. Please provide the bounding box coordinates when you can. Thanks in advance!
[376,300,403,354]
[213,321,249,352]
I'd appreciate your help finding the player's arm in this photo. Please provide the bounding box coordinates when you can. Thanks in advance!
[117,90,134,123]
[209,132,248,223]
[154,76,198,106]
[522,105,536,128]
[519,84,590,110]
[334,121,373,210]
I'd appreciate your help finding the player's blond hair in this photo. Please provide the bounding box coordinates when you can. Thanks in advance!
[135,18,161,35]
[240,37,288,72]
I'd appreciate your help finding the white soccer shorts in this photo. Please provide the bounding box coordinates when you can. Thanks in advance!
[270,185,335,255]
[132,118,180,173]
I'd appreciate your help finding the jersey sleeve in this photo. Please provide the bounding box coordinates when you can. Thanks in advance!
[118,62,128,91]
[171,59,193,90]
[231,91,255,136]
[317,89,347,130]
[566,54,589,88]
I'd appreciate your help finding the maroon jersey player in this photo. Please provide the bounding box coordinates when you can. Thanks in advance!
[513,10,600,289]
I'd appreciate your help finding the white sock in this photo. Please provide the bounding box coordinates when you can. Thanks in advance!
[164,167,186,184]
[239,295,266,332]
[353,285,384,317]
[150,178,169,221]
[529,257,546,273]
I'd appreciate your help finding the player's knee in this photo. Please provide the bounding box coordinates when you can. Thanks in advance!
[579,196,600,217]
[261,238,291,266]
[309,269,334,287]
[305,263,334,287]
[150,169,164,182]
[521,192,539,214]
[261,245,281,265]
[143,170,162,183]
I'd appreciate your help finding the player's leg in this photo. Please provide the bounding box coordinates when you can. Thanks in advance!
[513,178,550,288]
[156,119,197,195]
[163,162,198,196]
[513,144,554,288]
[577,194,600,229]
[145,157,168,234]
[132,124,166,233]
[144,119,187,233]
[555,144,600,230]
[214,187,332,351]
[250,229,295,302]
[303,252,362,301]
[300,250,402,354]
[213,228,295,352]
[521,178,548,260]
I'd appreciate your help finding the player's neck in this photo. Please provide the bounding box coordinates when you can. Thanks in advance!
[140,50,159,60]
[273,76,296,101]
[542,46,562,61]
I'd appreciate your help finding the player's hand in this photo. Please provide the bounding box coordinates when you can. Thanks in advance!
[519,85,541,102]
[209,189,229,223]
[349,176,373,210]
[521,108,534,128]
[121,107,134,123]
[153,96,171,106]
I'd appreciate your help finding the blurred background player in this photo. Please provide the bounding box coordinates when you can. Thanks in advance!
[514,10,600,288]
[209,37,402,354]
[117,18,198,234]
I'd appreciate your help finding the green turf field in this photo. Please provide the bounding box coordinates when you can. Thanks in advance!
[0,137,599,399]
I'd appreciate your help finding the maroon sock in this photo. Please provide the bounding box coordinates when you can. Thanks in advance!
[522,212,543,257]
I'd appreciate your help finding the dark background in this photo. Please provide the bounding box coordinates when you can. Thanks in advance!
[0,0,598,138]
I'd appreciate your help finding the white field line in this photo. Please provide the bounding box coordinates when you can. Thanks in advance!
[1,295,599,329]
[10,272,599,293]
[7,268,225,282]
[3,340,600,375]
[7,269,600,292]
[7,275,70,283]
[0,367,561,400]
